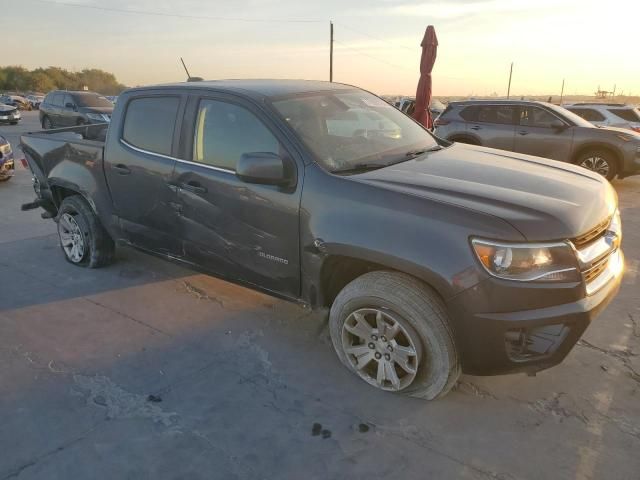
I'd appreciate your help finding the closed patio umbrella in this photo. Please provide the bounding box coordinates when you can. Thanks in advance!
[413,25,438,129]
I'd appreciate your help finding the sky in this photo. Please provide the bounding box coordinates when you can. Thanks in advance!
[3,0,639,96]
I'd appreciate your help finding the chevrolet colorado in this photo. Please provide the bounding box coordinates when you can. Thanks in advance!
[20,80,623,399]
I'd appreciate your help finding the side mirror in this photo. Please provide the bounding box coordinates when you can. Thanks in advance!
[236,152,292,186]
[65,102,76,110]
[550,119,566,131]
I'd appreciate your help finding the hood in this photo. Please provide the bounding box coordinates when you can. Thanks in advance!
[579,124,640,140]
[79,106,113,115]
[0,104,16,112]
[355,143,616,241]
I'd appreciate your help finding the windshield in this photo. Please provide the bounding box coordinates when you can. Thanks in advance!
[74,93,113,108]
[549,104,594,127]
[272,90,439,173]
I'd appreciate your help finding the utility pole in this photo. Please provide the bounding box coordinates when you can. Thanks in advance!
[612,84,616,98]
[506,62,513,99]
[329,21,334,82]
[559,78,565,105]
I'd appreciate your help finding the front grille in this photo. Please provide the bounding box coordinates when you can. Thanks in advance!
[583,255,609,283]
[572,217,611,248]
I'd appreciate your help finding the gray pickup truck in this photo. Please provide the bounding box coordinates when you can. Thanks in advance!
[21,80,623,400]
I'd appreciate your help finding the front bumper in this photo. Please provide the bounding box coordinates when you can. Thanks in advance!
[447,250,623,375]
[0,156,15,179]
[0,113,20,123]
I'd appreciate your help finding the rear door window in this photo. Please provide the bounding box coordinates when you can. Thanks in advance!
[122,96,180,156]
[475,105,516,125]
[459,106,478,121]
[568,108,605,122]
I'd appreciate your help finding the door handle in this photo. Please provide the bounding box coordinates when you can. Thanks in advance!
[470,125,481,131]
[113,163,131,175]
[518,130,529,136]
[180,181,207,195]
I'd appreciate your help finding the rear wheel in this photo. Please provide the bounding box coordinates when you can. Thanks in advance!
[57,195,115,268]
[329,271,460,400]
[576,149,617,180]
[42,116,52,129]
[0,176,11,182]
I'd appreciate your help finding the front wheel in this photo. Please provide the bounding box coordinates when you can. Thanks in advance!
[576,149,617,180]
[329,271,460,400]
[57,195,115,268]
[42,116,52,129]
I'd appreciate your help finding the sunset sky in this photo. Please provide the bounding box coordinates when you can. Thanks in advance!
[4,0,639,96]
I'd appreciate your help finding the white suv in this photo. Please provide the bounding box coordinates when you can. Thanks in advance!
[565,103,640,133]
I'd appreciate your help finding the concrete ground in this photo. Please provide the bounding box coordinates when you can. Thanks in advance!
[1,112,639,480]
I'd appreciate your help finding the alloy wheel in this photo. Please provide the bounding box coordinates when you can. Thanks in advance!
[341,308,420,391]
[58,213,85,263]
[580,156,610,177]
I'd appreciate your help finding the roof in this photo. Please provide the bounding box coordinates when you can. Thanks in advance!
[449,99,552,107]
[49,90,102,96]
[565,103,634,109]
[126,79,357,99]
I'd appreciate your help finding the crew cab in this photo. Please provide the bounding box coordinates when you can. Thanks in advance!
[20,80,623,399]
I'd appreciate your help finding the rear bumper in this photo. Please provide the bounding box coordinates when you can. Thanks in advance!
[447,251,623,375]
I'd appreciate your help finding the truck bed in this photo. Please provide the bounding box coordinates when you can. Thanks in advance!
[20,123,111,217]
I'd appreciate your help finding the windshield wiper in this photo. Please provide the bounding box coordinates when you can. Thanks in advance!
[333,145,444,174]
[333,163,386,174]
[404,145,443,158]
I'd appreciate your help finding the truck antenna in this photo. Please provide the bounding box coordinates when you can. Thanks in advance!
[180,57,191,79]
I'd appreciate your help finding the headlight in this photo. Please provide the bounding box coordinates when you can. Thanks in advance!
[471,239,580,282]
[605,208,622,251]
[608,209,621,237]
[86,113,109,122]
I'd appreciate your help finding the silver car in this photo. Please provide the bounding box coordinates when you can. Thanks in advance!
[434,100,640,180]
[564,103,640,133]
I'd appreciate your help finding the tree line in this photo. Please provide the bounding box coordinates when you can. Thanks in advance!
[0,66,127,95]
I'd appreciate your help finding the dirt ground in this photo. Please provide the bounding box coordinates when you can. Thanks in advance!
[1,112,638,479]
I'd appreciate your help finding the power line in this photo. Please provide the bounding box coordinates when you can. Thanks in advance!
[333,40,415,73]
[24,0,324,23]
[334,21,416,52]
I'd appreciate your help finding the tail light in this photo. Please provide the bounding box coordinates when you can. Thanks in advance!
[434,118,450,127]
[20,158,29,169]
[631,126,640,133]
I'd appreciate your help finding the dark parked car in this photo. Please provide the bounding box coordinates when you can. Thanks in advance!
[0,135,15,182]
[434,100,640,180]
[39,90,114,129]
[21,80,623,400]
[0,103,21,125]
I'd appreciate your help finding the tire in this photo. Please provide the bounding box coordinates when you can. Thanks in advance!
[0,176,11,182]
[10,122,18,125]
[329,271,460,400]
[56,195,115,268]
[575,149,617,180]
[42,116,52,129]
